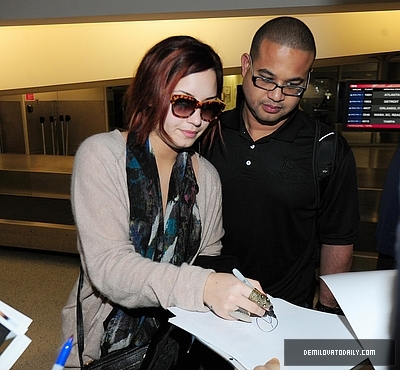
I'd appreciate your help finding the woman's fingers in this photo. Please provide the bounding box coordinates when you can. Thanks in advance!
[203,273,266,319]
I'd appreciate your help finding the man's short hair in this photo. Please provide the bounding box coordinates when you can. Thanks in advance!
[250,16,316,59]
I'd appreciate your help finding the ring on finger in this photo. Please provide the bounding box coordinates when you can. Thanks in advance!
[228,307,252,323]
[249,288,273,310]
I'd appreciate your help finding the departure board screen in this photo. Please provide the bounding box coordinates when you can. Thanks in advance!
[343,81,400,131]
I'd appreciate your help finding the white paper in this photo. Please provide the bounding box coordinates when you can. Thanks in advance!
[169,297,365,370]
[321,269,397,370]
[0,300,32,370]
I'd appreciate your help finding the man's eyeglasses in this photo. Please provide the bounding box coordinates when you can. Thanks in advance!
[249,56,310,97]
[170,94,226,122]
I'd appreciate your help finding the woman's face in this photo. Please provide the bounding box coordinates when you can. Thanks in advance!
[161,69,219,150]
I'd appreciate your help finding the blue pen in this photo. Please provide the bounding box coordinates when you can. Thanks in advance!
[51,335,73,370]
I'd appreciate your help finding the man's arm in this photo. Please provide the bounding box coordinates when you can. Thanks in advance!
[318,243,353,308]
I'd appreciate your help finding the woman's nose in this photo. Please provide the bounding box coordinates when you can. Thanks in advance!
[188,108,202,127]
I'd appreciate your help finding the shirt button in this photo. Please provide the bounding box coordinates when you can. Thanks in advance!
[250,145,255,149]
[246,160,251,166]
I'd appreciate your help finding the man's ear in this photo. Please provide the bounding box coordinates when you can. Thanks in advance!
[241,53,251,78]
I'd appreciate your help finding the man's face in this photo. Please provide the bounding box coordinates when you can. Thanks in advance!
[241,38,314,128]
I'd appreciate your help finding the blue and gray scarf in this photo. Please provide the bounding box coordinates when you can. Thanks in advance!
[100,132,201,355]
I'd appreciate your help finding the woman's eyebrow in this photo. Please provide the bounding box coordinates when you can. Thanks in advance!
[172,90,218,101]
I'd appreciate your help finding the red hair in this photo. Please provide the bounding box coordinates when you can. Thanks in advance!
[124,36,223,146]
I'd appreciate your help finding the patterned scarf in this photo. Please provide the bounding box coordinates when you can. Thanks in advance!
[100,132,201,355]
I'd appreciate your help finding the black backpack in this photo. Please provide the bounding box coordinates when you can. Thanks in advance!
[313,120,338,210]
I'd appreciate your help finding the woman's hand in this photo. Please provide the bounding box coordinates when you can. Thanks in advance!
[203,272,266,320]
[254,358,280,370]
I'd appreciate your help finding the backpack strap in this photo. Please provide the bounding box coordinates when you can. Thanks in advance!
[76,266,85,368]
[313,120,337,210]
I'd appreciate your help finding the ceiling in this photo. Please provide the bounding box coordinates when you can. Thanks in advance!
[1,0,400,26]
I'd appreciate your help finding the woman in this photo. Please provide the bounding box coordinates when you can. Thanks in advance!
[61,35,266,369]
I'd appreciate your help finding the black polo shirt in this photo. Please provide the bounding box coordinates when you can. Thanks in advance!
[205,105,359,305]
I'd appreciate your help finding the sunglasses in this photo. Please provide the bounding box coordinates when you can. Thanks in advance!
[170,94,226,122]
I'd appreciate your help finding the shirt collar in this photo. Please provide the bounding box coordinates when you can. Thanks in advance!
[233,103,302,143]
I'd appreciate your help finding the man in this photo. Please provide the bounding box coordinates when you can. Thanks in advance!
[206,17,359,311]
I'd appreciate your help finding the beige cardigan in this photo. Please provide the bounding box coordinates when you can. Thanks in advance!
[61,130,224,368]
